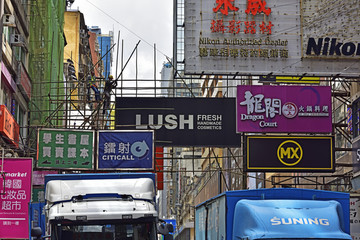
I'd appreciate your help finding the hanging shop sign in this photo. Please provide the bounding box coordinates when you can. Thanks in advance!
[37,129,95,170]
[0,105,19,148]
[32,170,58,185]
[350,197,360,240]
[352,138,360,174]
[0,158,32,239]
[1,62,16,92]
[184,0,360,77]
[245,135,334,172]
[115,97,241,147]
[17,63,32,100]
[236,85,332,133]
[155,147,164,190]
[97,130,154,170]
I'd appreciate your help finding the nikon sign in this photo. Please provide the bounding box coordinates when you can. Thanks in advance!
[184,0,360,77]
[245,135,334,172]
[306,38,360,57]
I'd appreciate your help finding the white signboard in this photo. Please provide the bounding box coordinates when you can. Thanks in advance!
[351,197,360,240]
[184,0,360,77]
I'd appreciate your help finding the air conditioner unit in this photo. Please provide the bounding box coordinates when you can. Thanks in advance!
[10,34,24,46]
[3,14,16,27]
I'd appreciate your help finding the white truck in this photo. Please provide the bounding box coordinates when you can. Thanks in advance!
[31,173,172,240]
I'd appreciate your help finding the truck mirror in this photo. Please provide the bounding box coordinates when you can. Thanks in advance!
[158,223,169,235]
[164,234,174,240]
[166,223,174,233]
[31,227,42,239]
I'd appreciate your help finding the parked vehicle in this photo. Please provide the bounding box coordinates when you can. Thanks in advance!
[31,172,172,240]
[195,188,352,240]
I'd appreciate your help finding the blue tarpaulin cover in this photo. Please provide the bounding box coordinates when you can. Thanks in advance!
[233,199,352,240]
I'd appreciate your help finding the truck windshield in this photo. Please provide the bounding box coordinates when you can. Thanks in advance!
[51,221,157,240]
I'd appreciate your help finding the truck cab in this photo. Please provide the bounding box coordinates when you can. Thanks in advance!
[36,173,170,240]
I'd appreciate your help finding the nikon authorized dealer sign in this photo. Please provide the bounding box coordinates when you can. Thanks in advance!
[184,0,360,77]
[245,135,334,172]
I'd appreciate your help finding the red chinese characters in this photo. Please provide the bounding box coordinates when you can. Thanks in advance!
[210,0,273,35]
[213,0,239,15]
[245,0,271,16]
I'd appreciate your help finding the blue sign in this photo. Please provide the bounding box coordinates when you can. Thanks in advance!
[97,131,154,170]
[29,202,46,239]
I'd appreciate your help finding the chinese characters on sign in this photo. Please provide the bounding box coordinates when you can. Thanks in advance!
[37,129,94,169]
[97,131,154,170]
[212,0,272,33]
[198,0,287,60]
[0,158,32,239]
[213,0,271,16]
[236,85,332,133]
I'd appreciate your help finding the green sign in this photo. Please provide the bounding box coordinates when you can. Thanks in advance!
[32,186,45,202]
[37,129,94,169]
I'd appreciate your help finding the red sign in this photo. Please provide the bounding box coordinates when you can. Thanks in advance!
[19,64,32,100]
[155,147,164,190]
[0,105,19,148]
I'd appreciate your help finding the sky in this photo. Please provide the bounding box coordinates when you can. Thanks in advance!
[70,0,173,81]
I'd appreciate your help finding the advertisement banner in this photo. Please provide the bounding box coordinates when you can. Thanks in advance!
[29,202,46,239]
[37,129,95,170]
[245,135,334,172]
[0,158,32,239]
[32,170,58,185]
[237,85,332,133]
[350,197,360,240]
[155,147,164,190]
[184,0,360,77]
[115,97,240,147]
[353,138,360,174]
[0,105,19,148]
[97,130,154,170]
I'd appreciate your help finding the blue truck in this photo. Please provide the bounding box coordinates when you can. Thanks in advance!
[31,172,173,240]
[195,188,352,240]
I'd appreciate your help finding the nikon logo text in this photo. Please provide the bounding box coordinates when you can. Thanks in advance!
[306,38,360,56]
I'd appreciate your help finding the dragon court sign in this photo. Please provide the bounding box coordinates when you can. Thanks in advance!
[184,0,360,77]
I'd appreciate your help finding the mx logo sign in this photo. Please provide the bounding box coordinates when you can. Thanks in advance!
[277,140,303,166]
[246,135,334,172]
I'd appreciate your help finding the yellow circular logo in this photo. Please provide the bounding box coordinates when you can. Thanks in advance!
[277,140,303,166]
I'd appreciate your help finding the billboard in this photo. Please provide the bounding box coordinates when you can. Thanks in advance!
[97,130,154,170]
[245,135,334,172]
[0,158,32,239]
[37,129,95,170]
[236,85,332,133]
[0,105,19,148]
[353,137,360,174]
[115,97,241,147]
[184,0,360,77]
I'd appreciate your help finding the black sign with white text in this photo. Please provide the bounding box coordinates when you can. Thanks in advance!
[245,135,334,172]
[115,97,240,147]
